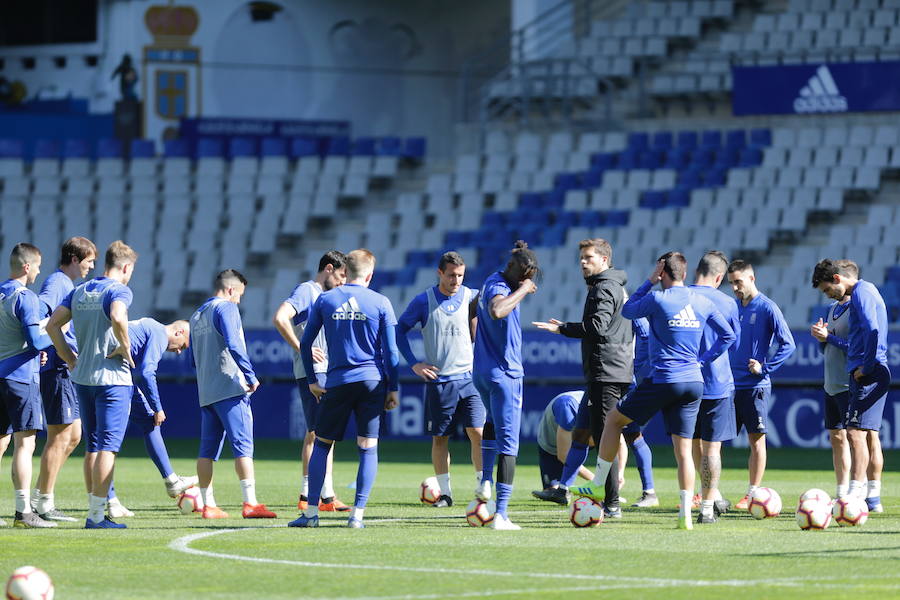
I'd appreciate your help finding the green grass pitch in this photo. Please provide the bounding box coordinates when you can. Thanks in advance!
[1,439,898,599]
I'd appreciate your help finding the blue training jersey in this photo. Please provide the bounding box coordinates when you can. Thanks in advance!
[39,270,77,372]
[0,280,50,383]
[473,271,524,381]
[632,317,651,384]
[848,280,889,374]
[689,284,741,399]
[622,281,735,384]
[301,283,399,390]
[729,292,795,389]
[128,318,169,413]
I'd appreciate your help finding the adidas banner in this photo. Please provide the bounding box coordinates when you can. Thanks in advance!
[732,61,900,116]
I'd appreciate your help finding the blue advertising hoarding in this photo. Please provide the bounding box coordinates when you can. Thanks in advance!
[178,116,350,143]
[732,61,900,116]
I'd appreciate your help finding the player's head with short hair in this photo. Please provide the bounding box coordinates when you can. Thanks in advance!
[317,250,347,291]
[578,238,612,278]
[656,251,687,283]
[504,240,540,283]
[694,250,729,287]
[727,259,757,302]
[104,240,138,284]
[9,243,42,284]
[60,236,97,278]
[836,258,859,278]
[811,258,858,301]
[437,251,466,296]
[166,319,190,353]
[345,248,376,285]
[214,268,248,303]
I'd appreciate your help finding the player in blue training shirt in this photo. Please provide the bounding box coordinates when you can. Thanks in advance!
[273,250,350,513]
[621,317,657,508]
[30,237,96,522]
[726,260,795,510]
[290,249,400,529]
[531,390,594,503]
[573,252,735,530]
[689,251,741,524]
[397,251,484,508]
[473,240,538,531]
[48,241,138,529]
[0,243,55,528]
[811,258,889,509]
[189,269,276,520]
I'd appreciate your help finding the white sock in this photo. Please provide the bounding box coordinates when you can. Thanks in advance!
[15,489,30,514]
[88,494,106,522]
[201,486,216,508]
[701,499,714,517]
[747,485,758,497]
[108,496,122,505]
[302,475,309,497]
[322,471,335,499]
[475,471,482,485]
[644,488,655,495]
[36,493,54,514]
[592,458,613,487]
[679,490,691,517]
[350,507,364,521]
[713,488,722,501]
[837,483,849,498]
[240,479,258,505]
[436,473,451,497]
[867,480,881,498]
[164,473,178,484]
[31,488,40,505]
[849,480,865,498]
[305,505,320,518]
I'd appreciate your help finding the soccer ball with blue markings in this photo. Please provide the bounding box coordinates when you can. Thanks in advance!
[748,487,782,519]
[569,497,603,528]
[465,499,496,527]
[832,496,868,527]
[5,566,54,600]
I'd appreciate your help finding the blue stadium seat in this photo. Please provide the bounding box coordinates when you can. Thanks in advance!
[544,190,565,208]
[749,128,772,147]
[691,148,716,168]
[196,138,224,159]
[394,269,416,286]
[676,131,698,149]
[540,225,566,246]
[667,189,690,208]
[725,129,747,149]
[678,169,702,188]
[700,130,722,149]
[63,139,90,159]
[0,139,23,158]
[481,212,504,228]
[639,150,662,169]
[738,147,763,167]
[229,137,257,158]
[290,137,318,158]
[714,147,739,169]
[445,231,471,247]
[130,139,155,159]
[578,210,604,227]
[664,148,692,170]
[260,137,287,157]
[652,131,673,150]
[34,140,61,159]
[618,150,640,170]
[640,190,667,208]
[403,137,426,160]
[352,137,377,156]
[606,210,629,226]
[628,132,650,151]
[702,168,727,187]
[164,139,190,158]
[581,169,603,189]
[519,192,543,210]
[554,172,580,192]
[325,136,351,156]
[590,152,617,169]
[376,137,402,156]
[96,138,122,159]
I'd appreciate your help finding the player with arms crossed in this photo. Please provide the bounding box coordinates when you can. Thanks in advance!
[811,259,888,510]
[573,252,735,529]
[47,241,138,529]
[726,260,795,509]
[473,241,538,530]
[397,251,484,507]
[273,250,350,512]
[290,249,400,529]
[189,269,276,520]
[0,243,55,528]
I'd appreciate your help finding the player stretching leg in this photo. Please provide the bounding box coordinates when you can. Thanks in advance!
[289,249,400,529]
[189,270,275,520]
[726,260,795,510]
[397,251,484,507]
[32,237,96,522]
[573,253,735,530]
[273,251,350,513]
[531,390,594,503]
[48,241,138,529]
[812,259,889,511]
[473,241,538,530]
[0,244,55,528]
[689,251,741,523]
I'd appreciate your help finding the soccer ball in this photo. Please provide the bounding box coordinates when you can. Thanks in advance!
[796,499,832,530]
[419,477,441,505]
[5,566,54,600]
[465,499,496,527]
[748,487,782,519]
[832,496,869,527]
[569,497,603,528]
[799,488,832,506]
[177,488,204,514]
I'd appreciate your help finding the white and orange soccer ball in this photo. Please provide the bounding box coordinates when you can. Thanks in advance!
[569,497,604,528]
[798,488,832,506]
[796,499,832,530]
[177,488,204,514]
[5,566,54,600]
[748,487,782,519]
[832,496,869,527]
[419,477,441,505]
[465,499,496,527]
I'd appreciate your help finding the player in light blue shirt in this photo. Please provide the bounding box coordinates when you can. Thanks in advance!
[472,241,538,531]
[272,250,350,513]
[573,252,735,530]
[48,240,137,529]
[0,243,54,528]
[726,260,795,509]
[290,249,400,529]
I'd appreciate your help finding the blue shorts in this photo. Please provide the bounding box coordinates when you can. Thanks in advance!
[846,364,890,431]
[297,373,327,432]
[199,395,254,460]
[693,393,736,442]
[76,384,132,452]
[618,380,703,439]
[315,380,385,441]
[734,386,769,435]
[622,421,642,435]
[0,378,44,433]
[538,446,563,488]
[574,392,591,430]
[425,378,486,436]
[824,391,849,430]
[475,373,524,456]
[40,369,79,426]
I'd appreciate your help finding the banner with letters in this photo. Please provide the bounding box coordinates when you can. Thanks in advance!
[732,61,900,116]
[178,117,350,144]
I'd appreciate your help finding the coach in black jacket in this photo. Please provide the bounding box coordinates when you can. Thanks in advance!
[534,238,633,514]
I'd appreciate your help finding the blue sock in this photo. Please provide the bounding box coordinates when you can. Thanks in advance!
[631,436,654,491]
[481,439,497,484]
[144,426,174,479]
[496,483,513,517]
[307,439,330,507]
[107,482,115,501]
[355,446,378,509]
[560,442,589,488]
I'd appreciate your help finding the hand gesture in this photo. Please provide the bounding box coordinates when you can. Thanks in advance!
[532,318,563,334]
[519,278,537,294]
[309,382,326,400]
[154,410,166,427]
[247,380,260,395]
[810,318,828,342]
[649,260,665,285]
[107,344,135,369]
[39,351,48,367]
[385,391,399,411]
[412,362,439,381]
[748,358,763,375]
[311,347,327,363]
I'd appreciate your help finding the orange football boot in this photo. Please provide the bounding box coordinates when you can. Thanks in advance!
[242,503,277,518]
[297,495,309,511]
[319,497,350,512]
[202,506,229,519]
[735,494,751,510]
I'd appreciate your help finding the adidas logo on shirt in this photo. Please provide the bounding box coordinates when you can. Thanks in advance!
[668,305,701,328]
[332,297,367,321]
[793,65,848,114]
